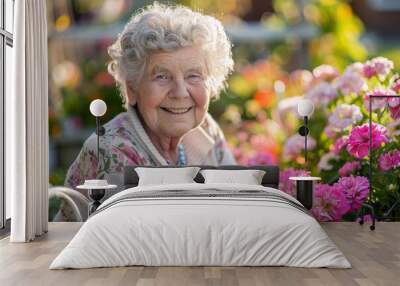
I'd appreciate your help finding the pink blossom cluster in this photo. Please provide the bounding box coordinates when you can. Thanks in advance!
[388,97,400,120]
[363,57,394,79]
[312,64,339,82]
[364,88,396,111]
[311,175,369,221]
[247,151,276,166]
[337,176,370,210]
[283,134,316,159]
[346,123,388,159]
[334,68,366,95]
[279,168,310,197]
[328,104,363,130]
[378,150,400,171]
[392,79,400,93]
[338,161,361,177]
[312,184,350,221]
[333,136,349,154]
[305,81,338,107]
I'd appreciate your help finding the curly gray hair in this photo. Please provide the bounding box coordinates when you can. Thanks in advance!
[108,3,234,109]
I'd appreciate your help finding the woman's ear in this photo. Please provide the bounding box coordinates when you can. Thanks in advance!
[125,81,137,106]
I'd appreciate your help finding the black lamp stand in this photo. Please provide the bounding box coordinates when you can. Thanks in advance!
[298,116,309,163]
[87,117,106,216]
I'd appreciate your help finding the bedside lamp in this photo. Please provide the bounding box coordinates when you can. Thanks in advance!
[78,99,116,216]
[290,99,320,210]
[297,99,314,163]
[90,99,107,166]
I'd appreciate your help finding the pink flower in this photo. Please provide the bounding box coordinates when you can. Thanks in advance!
[388,97,400,119]
[363,57,394,79]
[312,64,339,81]
[336,176,369,211]
[279,168,310,197]
[283,134,316,159]
[339,161,361,177]
[347,123,388,159]
[333,136,349,155]
[290,69,313,91]
[379,152,394,171]
[323,125,337,139]
[328,104,363,130]
[392,79,400,93]
[311,184,350,221]
[334,69,366,95]
[305,81,338,107]
[378,150,400,171]
[393,150,400,166]
[364,88,396,111]
[247,151,276,165]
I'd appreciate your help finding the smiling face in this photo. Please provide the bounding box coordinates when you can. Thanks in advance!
[127,46,210,139]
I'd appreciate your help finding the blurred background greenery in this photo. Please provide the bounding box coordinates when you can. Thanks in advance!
[47,0,400,185]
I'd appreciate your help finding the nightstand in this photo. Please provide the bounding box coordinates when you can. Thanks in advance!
[77,180,117,216]
[289,176,321,210]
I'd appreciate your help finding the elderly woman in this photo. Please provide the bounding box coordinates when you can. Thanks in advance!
[52,4,237,221]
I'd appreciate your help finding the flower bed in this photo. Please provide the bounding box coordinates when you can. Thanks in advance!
[222,57,400,221]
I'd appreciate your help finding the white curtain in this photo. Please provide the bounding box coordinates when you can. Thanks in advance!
[7,0,49,242]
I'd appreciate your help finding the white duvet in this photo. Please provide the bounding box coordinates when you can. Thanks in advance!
[50,183,351,269]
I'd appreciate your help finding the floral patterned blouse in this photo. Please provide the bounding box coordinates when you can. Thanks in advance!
[65,106,236,190]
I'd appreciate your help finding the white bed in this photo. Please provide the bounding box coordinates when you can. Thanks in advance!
[50,183,351,269]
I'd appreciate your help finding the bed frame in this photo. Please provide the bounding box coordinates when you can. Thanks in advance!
[123,165,280,189]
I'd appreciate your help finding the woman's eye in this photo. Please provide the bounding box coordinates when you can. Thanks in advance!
[187,74,202,81]
[155,74,170,81]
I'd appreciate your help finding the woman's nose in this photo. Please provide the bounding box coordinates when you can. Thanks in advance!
[170,78,189,98]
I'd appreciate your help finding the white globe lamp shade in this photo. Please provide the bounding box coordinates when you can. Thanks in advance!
[90,99,107,117]
[297,99,314,117]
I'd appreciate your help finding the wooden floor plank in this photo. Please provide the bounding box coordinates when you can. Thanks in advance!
[0,222,399,286]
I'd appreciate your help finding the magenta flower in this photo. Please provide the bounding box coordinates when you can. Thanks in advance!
[378,150,400,171]
[363,57,394,79]
[346,123,388,159]
[388,97,400,119]
[311,184,350,221]
[279,168,310,197]
[339,161,361,177]
[379,152,394,171]
[328,104,363,130]
[336,176,369,211]
[392,79,400,93]
[333,136,349,155]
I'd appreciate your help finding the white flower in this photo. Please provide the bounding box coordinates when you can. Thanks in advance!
[328,104,363,130]
[318,152,337,171]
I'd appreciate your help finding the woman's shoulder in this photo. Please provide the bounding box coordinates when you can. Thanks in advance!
[82,111,134,149]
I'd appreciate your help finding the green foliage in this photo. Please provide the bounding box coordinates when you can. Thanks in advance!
[267,0,367,70]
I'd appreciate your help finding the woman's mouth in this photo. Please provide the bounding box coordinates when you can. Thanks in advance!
[160,107,193,114]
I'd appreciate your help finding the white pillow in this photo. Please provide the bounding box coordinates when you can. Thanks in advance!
[200,169,266,185]
[135,167,200,186]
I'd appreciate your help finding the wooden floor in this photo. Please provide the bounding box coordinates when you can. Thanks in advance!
[0,222,399,286]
